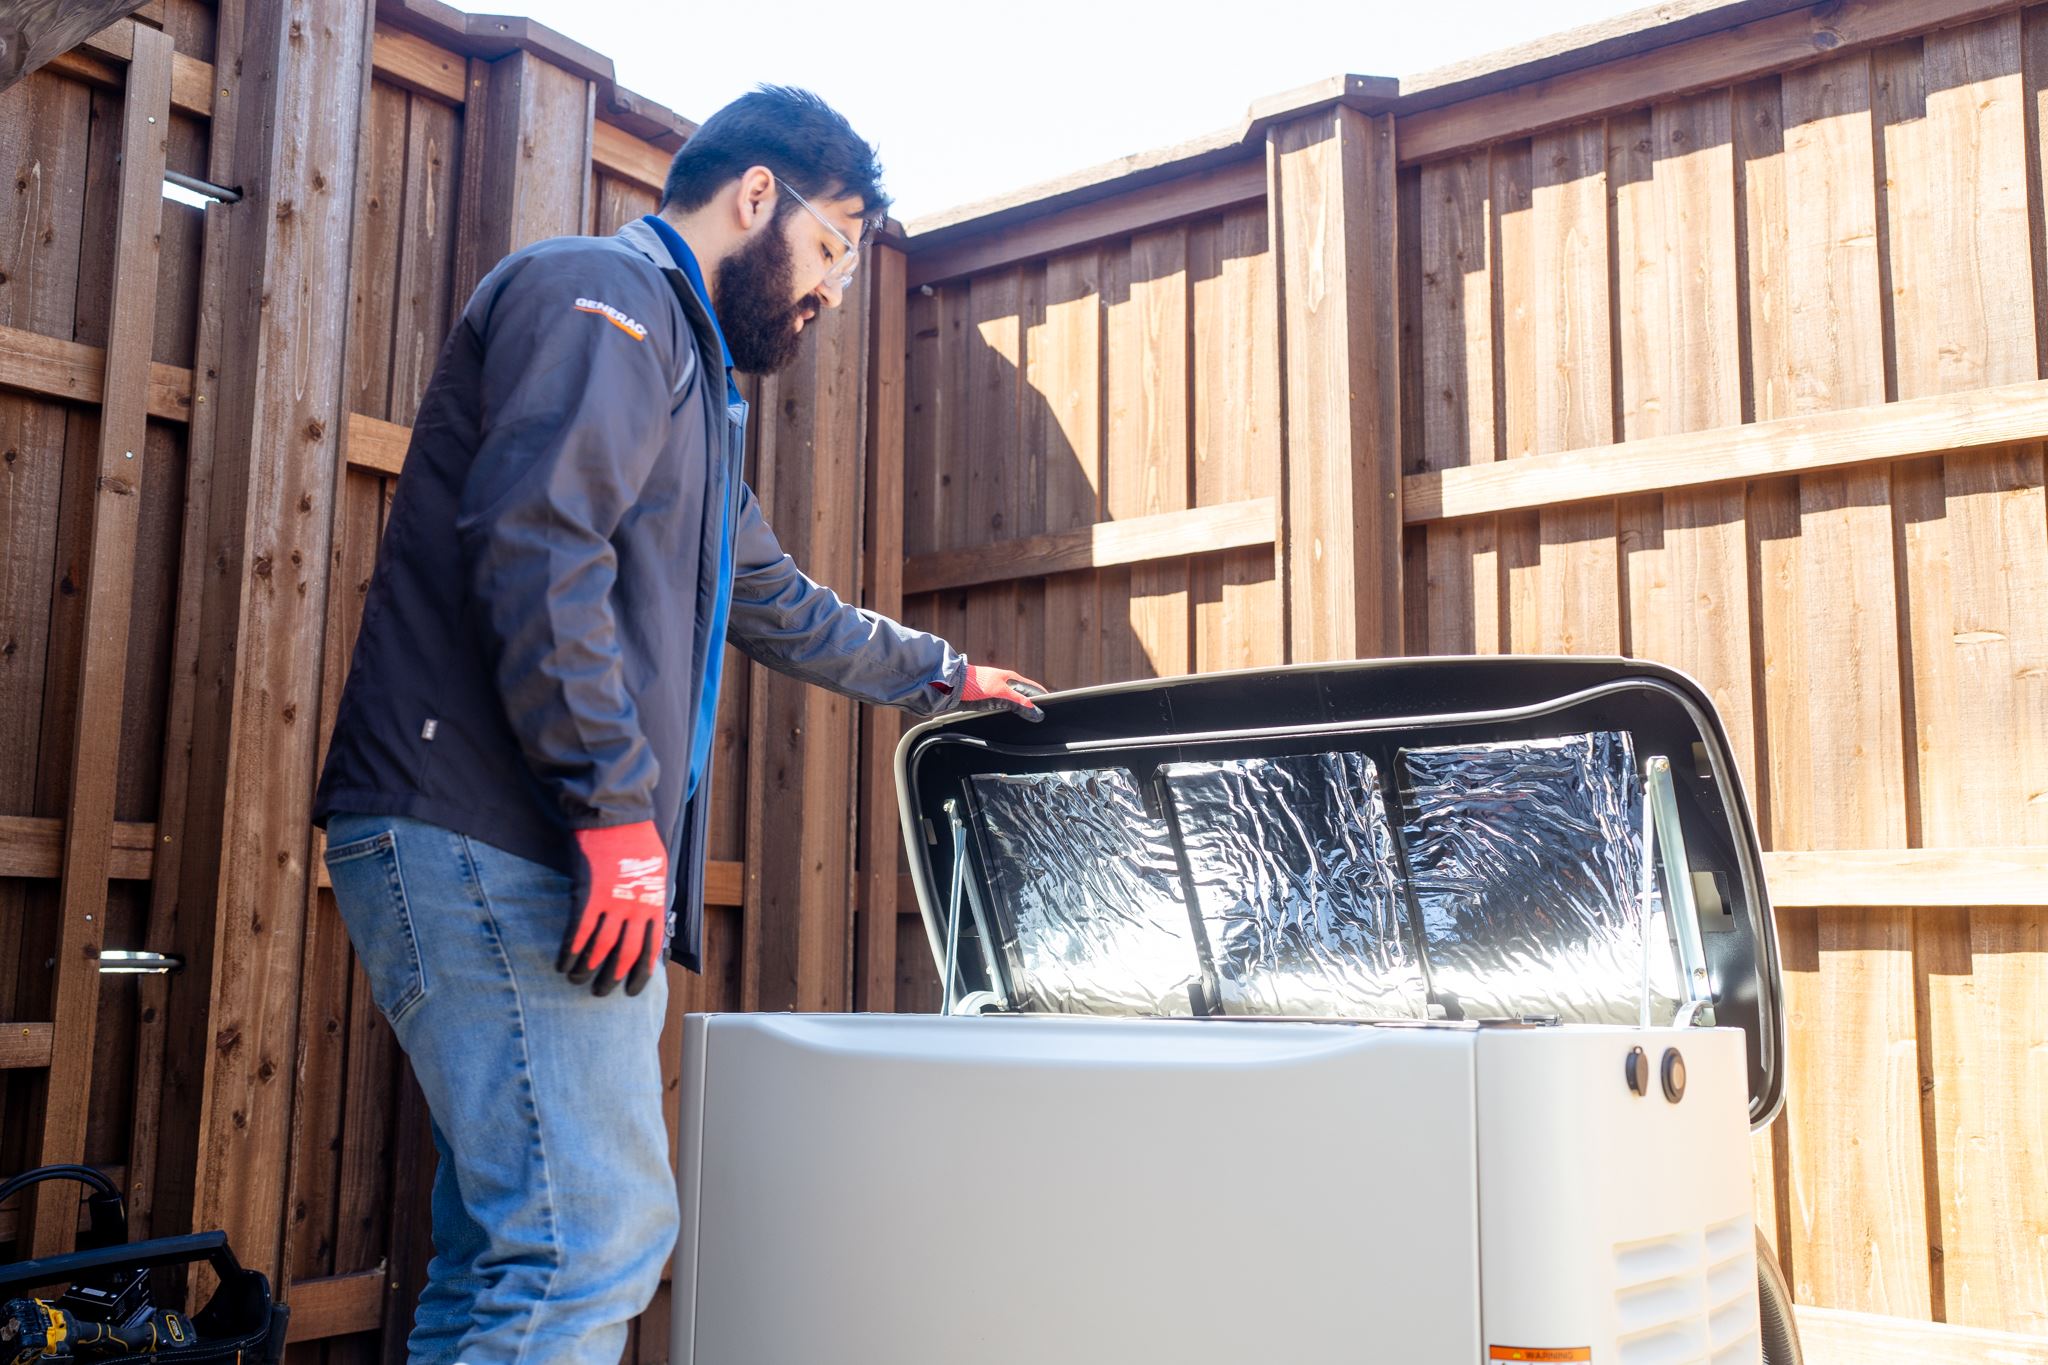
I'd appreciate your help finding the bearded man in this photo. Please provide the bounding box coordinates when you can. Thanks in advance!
[312,86,1044,1365]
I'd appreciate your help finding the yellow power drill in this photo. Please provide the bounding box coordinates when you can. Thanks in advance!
[3,1295,195,1362]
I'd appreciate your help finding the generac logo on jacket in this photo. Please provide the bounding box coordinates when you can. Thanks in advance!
[574,297,648,341]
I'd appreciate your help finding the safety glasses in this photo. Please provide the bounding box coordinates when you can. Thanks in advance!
[775,175,863,293]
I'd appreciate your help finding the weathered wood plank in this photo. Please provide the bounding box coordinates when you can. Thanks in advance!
[1527,123,1616,656]
[181,0,377,1292]
[858,244,907,1013]
[0,1023,56,1070]
[0,816,156,879]
[1123,228,1191,676]
[1796,1304,2048,1363]
[1395,0,2024,164]
[1094,246,1138,685]
[457,51,591,298]
[283,1270,385,1343]
[127,0,244,1247]
[368,24,465,105]
[1191,204,1283,674]
[1765,49,1921,1318]
[343,412,410,476]
[964,268,1024,687]
[389,93,462,424]
[901,501,1275,596]
[28,23,171,1259]
[284,887,353,1282]
[0,322,193,422]
[1765,849,2048,907]
[1404,378,2048,520]
[1733,87,1794,1268]
[1619,83,1762,836]
[1419,151,1497,473]
[906,158,1266,290]
[1784,476,1922,1315]
[345,79,407,424]
[1270,106,1403,662]
[1034,248,1103,690]
[1885,14,2047,1333]
[592,118,671,194]
[64,19,217,119]
[0,79,92,1063]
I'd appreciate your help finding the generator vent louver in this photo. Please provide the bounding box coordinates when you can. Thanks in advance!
[1613,1215,1759,1364]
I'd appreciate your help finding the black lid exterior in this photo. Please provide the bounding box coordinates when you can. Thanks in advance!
[896,657,1786,1127]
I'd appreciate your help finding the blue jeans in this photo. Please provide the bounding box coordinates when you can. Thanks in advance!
[323,815,678,1365]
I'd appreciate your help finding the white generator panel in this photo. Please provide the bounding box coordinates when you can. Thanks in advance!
[674,1014,1759,1365]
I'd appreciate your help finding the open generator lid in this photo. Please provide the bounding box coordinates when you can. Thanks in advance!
[896,657,1785,1126]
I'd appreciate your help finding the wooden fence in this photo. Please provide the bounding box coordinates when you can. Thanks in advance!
[4,0,2047,1362]
[886,1,2048,1359]
[0,1,892,1358]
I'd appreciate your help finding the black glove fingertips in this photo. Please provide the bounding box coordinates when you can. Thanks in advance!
[564,917,604,985]
[590,933,628,997]
[624,923,657,997]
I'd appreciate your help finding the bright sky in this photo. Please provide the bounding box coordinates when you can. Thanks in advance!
[453,0,1655,225]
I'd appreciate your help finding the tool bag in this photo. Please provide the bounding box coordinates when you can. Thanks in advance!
[0,1166,286,1365]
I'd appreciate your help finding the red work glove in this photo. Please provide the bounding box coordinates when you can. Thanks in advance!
[956,663,1049,722]
[559,821,667,997]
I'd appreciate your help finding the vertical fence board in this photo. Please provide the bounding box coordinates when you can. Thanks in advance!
[389,95,462,424]
[1626,92,1758,782]
[1528,123,1618,655]
[1097,243,1136,682]
[1418,150,1500,655]
[1271,107,1403,662]
[1035,247,1103,690]
[1761,47,1928,1318]
[29,26,171,1256]
[186,0,377,1290]
[1883,14,2048,1332]
[346,82,406,424]
[0,71,90,836]
[964,268,1022,677]
[1125,226,1191,677]
[1191,205,1281,673]
[857,244,907,1014]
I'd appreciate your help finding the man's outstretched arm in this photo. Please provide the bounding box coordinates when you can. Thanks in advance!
[725,483,1047,720]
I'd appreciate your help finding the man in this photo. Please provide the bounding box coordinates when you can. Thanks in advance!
[312,86,1045,1365]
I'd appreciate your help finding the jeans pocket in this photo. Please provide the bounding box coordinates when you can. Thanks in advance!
[324,829,429,1025]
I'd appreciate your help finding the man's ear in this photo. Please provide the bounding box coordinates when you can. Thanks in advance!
[734,166,777,233]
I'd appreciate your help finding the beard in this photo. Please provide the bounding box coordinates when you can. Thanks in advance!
[713,221,814,376]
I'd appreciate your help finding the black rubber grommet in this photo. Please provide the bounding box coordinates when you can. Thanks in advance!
[1662,1048,1687,1103]
[1626,1046,1650,1096]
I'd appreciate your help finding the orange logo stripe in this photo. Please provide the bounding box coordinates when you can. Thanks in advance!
[574,303,648,340]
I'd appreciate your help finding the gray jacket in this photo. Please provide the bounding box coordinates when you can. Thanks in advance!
[314,219,964,969]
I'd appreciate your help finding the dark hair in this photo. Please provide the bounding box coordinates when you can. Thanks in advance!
[662,85,889,230]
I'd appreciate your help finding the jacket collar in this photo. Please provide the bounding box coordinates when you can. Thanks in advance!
[618,219,731,383]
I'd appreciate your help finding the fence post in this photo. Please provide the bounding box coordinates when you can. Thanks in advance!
[857,241,908,1014]
[22,21,173,1259]
[1266,104,1403,662]
[449,48,594,305]
[154,0,377,1294]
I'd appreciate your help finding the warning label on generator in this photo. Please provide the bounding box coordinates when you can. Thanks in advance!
[1488,1349,1592,1363]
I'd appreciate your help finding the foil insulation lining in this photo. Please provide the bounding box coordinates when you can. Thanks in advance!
[963,733,1680,1022]
[1162,754,1429,1019]
[969,770,1202,1015]
[1399,733,1679,1024]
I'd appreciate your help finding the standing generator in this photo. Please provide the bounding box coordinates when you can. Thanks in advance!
[674,658,1802,1364]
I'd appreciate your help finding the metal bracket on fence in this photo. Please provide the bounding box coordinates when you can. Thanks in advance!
[98,950,183,975]
[162,170,242,205]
